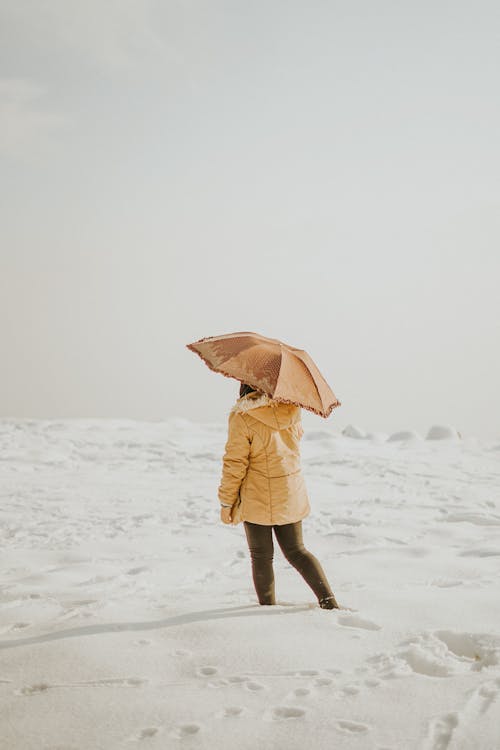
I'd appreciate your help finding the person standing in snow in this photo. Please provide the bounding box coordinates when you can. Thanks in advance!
[218,382,339,610]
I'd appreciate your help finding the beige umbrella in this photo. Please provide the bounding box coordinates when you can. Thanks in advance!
[186,330,341,418]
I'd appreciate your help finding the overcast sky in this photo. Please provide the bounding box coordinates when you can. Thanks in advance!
[1,0,499,438]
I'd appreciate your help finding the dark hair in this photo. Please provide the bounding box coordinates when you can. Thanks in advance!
[239,382,259,398]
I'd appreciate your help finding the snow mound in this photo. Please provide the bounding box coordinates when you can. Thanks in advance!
[426,424,461,440]
[387,430,423,442]
[365,431,389,442]
[166,417,194,430]
[304,430,335,441]
[342,424,366,439]
[369,630,500,679]
[435,630,500,670]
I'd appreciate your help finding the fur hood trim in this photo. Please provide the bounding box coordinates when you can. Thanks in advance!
[230,391,279,414]
[229,391,301,430]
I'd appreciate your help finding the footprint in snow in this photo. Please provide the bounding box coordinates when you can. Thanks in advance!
[128,726,161,741]
[337,614,382,631]
[196,665,230,687]
[292,687,311,697]
[314,677,333,686]
[126,566,150,576]
[341,684,361,696]
[422,712,459,749]
[63,599,98,608]
[337,719,370,733]
[196,666,218,677]
[290,669,318,676]
[16,677,146,695]
[171,723,202,738]
[228,550,246,567]
[265,706,307,721]
[284,686,311,700]
[16,682,51,696]
[459,548,500,558]
[214,705,246,719]
[245,680,266,691]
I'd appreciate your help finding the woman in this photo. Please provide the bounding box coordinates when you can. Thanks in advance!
[218,382,339,609]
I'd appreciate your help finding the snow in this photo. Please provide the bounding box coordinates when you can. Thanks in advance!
[426,425,461,441]
[342,424,367,439]
[1,417,500,749]
[387,429,423,442]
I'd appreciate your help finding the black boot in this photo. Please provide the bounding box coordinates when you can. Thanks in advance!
[318,594,339,609]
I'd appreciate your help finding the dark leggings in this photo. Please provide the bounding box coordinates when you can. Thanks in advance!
[243,520,335,605]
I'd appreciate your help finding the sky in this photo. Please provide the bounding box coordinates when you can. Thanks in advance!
[1,0,499,438]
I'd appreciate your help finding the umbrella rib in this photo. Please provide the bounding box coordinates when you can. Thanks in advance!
[290,351,324,408]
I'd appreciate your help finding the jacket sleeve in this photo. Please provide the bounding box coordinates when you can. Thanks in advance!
[218,412,251,507]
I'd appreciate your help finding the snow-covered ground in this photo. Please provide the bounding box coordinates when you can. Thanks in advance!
[1,418,499,749]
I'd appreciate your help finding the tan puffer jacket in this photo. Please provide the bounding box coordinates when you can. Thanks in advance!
[217,391,311,525]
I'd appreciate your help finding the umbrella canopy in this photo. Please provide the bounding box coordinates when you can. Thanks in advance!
[186,330,341,418]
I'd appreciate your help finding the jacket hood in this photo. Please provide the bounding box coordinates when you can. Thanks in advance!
[230,391,301,430]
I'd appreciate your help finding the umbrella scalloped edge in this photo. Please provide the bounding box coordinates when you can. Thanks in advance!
[186,343,341,419]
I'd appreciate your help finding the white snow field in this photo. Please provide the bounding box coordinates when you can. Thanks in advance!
[1,418,499,750]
